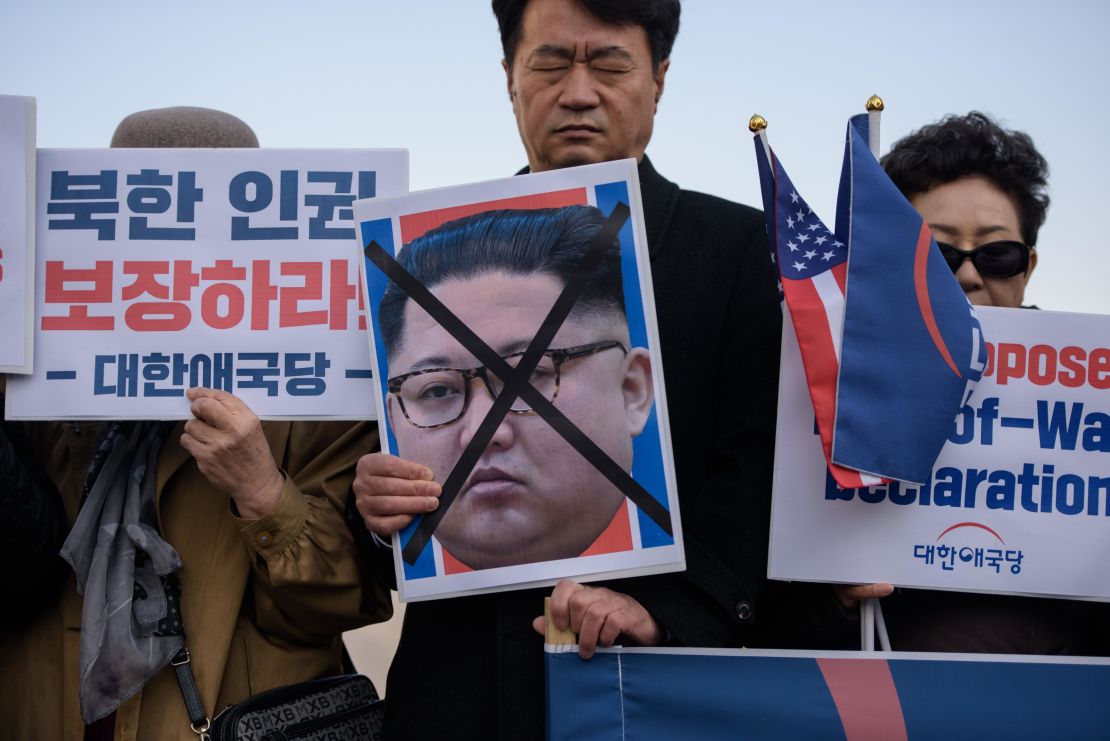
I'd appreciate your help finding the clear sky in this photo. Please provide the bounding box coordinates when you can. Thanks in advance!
[3,0,1108,314]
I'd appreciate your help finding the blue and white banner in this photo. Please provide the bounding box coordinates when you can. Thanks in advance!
[545,645,1110,740]
[770,305,1110,599]
[6,148,407,419]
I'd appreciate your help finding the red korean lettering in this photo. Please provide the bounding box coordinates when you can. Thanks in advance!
[279,261,326,328]
[200,260,247,330]
[41,260,115,330]
[250,259,278,330]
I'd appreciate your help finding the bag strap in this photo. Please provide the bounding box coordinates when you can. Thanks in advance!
[172,646,212,740]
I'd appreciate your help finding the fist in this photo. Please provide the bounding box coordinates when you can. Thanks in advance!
[179,387,284,519]
[533,580,663,659]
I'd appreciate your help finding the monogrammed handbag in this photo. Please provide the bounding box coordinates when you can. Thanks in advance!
[170,643,383,741]
[208,674,384,741]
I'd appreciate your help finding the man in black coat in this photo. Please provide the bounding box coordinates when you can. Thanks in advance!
[350,0,781,736]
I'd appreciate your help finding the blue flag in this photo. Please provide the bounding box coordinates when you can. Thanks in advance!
[833,114,987,484]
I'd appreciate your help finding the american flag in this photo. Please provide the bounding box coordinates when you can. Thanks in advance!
[754,136,882,489]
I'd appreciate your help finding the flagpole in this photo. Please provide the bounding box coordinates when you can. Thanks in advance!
[866,94,883,158]
[861,93,890,652]
[862,597,874,651]
[876,599,891,651]
[749,114,772,166]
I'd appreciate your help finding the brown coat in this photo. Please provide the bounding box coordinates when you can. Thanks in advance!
[0,419,390,741]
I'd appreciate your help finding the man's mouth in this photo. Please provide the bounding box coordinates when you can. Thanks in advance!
[555,124,602,137]
[463,466,525,499]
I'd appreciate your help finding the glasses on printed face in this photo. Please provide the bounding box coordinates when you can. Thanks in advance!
[387,340,629,429]
[936,240,1031,279]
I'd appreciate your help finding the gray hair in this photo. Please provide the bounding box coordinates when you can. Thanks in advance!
[110,106,258,148]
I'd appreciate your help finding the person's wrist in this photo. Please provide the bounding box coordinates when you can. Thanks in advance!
[233,468,285,520]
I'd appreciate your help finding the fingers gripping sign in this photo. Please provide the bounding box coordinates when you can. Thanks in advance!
[352,452,442,538]
[533,579,664,659]
[835,582,895,610]
[179,387,284,519]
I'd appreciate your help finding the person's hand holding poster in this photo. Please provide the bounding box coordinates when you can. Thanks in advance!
[354,159,684,600]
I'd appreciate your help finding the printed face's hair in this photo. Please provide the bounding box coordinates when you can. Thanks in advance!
[492,0,680,71]
[881,111,1049,246]
[379,205,626,360]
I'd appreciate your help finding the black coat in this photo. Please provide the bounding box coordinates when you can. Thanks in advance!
[0,400,69,628]
[880,588,1110,655]
[364,157,782,739]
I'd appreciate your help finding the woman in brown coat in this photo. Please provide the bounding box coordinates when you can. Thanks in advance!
[0,413,390,741]
[0,106,391,741]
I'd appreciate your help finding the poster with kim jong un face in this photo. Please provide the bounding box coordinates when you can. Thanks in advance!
[354,159,684,601]
[769,305,1110,601]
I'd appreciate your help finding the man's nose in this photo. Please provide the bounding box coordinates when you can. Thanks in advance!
[559,63,601,110]
[954,257,984,295]
[457,378,515,451]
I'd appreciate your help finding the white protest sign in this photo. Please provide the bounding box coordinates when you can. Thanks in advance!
[769,305,1110,599]
[0,95,35,374]
[6,148,407,419]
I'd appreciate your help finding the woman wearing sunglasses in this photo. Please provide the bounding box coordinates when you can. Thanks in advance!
[884,111,1040,309]
[831,112,1108,656]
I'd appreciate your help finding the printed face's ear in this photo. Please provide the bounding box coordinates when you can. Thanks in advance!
[503,58,515,103]
[621,348,654,437]
[385,393,399,432]
[653,58,670,108]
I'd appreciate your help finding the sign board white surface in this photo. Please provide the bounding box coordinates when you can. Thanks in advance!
[0,95,36,374]
[770,305,1110,600]
[6,148,407,419]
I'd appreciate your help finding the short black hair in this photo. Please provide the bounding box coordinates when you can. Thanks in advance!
[379,205,625,359]
[881,111,1050,247]
[492,0,680,70]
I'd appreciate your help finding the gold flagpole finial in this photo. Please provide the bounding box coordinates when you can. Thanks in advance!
[865,95,885,112]
[748,114,768,133]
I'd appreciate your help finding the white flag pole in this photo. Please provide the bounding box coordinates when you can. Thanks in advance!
[861,93,891,653]
[866,94,883,159]
[861,598,875,651]
[876,599,892,651]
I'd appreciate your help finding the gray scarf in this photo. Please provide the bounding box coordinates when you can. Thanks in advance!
[60,421,184,724]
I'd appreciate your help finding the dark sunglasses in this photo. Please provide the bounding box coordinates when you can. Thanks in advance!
[936,240,1031,279]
